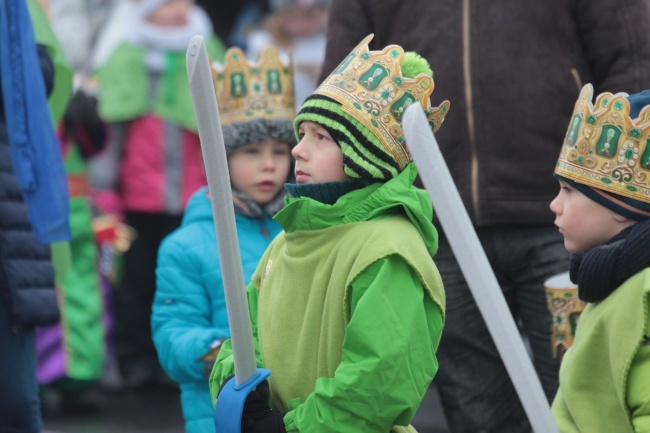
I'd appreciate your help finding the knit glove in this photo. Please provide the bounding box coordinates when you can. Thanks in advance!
[219,377,286,433]
[62,89,107,158]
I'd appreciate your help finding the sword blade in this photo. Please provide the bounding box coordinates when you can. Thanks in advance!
[402,104,558,433]
[187,35,257,385]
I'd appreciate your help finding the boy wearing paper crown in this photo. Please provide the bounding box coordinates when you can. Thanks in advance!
[89,0,226,388]
[550,84,650,432]
[209,35,447,433]
[152,45,296,433]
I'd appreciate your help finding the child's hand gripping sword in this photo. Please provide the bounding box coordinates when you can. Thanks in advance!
[186,35,270,433]
[402,105,559,433]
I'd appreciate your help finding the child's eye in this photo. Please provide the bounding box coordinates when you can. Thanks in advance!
[317,133,327,140]
[244,147,260,154]
[274,147,290,156]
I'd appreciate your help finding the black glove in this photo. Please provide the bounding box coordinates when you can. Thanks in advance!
[62,90,107,158]
[241,380,286,433]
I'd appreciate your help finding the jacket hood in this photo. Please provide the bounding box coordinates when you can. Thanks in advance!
[181,187,213,226]
[275,163,438,256]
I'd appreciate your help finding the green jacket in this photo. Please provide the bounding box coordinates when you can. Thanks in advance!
[210,164,445,432]
[551,268,650,432]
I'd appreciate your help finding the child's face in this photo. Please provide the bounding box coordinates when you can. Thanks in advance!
[228,139,292,205]
[293,121,349,184]
[146,0,193,27]
[550,180,632,253]
[281,5,327,38]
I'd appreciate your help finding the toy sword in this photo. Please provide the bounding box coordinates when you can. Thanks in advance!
[186,35,270,433]
[402,104,559,433]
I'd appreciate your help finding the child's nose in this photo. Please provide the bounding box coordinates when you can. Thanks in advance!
[292,140,305,159]
[549,195,561,215]
[261,153,276,169]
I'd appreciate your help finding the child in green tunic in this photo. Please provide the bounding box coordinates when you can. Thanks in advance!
[210,35,448,433]
[549,84,650,432]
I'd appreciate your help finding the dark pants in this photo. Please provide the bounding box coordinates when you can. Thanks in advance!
[0,305,40,433]
[434,225,569,433]
[112,211,182,387]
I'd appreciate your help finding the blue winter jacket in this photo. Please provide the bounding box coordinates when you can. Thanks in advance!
[0,44,59,328]
[152,186,282,433]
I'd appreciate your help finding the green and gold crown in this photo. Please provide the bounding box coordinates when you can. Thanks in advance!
[211,45,295,126]
[555,84,650,203]
[314,34,450,171]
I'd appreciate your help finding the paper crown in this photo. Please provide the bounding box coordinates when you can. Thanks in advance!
[555,84,650,203]
[211,45,295,126]
[314,34,450,170]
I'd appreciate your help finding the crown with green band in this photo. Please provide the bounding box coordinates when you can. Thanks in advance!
[211,45,295,126]
[311,34,449,173]
[555,84,650,204]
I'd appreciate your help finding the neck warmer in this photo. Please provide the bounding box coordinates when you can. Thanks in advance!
[232,188,287,218]
[570,220,650,302]
[284,178,372,205]
[0,0,70,243]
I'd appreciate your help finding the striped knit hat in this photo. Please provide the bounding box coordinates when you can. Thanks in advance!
[294,35,449,180]
[295,94,400,179]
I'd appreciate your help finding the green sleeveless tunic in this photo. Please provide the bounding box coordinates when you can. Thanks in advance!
[211,164,445,432]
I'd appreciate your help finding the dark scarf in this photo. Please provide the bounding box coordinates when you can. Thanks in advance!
[570,220,650,302]
[284,179,371,205]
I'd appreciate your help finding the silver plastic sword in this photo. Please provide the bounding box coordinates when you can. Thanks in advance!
[186,35,257,386]
[402,104,559,433]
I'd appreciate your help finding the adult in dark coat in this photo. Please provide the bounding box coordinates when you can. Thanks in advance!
[319,1,650,432]
[0,0,70,431]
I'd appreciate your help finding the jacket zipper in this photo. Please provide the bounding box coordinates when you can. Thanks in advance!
[463,0,480,222]
[570,68,583,91]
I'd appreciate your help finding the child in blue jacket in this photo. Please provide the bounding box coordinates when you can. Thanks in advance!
[151,44,296,433]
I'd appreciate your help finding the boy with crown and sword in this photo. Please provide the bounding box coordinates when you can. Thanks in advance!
[189,34,448,432]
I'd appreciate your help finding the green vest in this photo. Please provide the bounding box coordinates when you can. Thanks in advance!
[551,269,650,432]
[254,215,444,432]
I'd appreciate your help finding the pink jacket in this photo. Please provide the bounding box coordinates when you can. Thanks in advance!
[90,114,206,216]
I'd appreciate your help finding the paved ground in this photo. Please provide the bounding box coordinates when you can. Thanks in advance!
[42,383,450,433]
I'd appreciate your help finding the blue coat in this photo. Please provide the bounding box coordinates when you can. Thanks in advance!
[0,44,58,329]
[152,186,282,433]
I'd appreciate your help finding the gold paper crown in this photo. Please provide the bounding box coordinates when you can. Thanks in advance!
[555,84,650,203]
[315,34,450,169]
[212,45,295,125]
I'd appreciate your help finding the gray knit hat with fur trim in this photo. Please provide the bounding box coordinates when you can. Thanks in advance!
[223,118,296,154]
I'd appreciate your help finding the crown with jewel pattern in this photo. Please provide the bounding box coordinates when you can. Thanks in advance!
[211,45,295,126]
[314,34,450,171]
[555,84,650,204]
